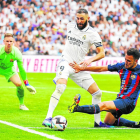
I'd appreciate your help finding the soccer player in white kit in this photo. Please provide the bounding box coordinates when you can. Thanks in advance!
[42,8,108,127]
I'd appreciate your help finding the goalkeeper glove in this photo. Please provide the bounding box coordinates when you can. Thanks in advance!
[24,80,36,94]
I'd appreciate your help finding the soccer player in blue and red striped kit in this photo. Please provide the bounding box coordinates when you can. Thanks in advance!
[69,48,140,128]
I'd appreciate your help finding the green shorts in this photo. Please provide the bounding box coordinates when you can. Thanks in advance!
[0,67,17,82]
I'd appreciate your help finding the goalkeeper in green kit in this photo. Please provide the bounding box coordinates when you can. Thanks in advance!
[0,33,36,110]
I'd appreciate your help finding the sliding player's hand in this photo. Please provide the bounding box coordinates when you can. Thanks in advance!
[80,59,92,68]
[69,61,84,73]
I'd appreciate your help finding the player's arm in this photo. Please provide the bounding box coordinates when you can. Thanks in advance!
[80,29,105,67]
[16,50,36,94]
[88,31,105,62]
[70,61,108,73]
[17,60,27,81]
[80,46,105,69]
[89,46,105,62]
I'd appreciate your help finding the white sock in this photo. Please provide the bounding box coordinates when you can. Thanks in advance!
[46,96,58,118]
[92,90,102,124]
[46,84,66,119]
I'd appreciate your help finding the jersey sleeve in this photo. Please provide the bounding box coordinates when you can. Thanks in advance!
[89,30,102,48]
[15,48,27,81]
[108,62,125,72]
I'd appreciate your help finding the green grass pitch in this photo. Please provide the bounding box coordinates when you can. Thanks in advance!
[0,73,140,140]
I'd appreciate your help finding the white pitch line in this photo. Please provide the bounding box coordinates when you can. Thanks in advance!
[101,90,118,94]
[0,120,64,140]
[27,127,139,130]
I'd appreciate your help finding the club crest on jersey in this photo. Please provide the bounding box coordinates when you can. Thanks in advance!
[131,75,136,80]
[82,35,86,40]
[68,30,71,33]
[59,72,62,75]
[10,59,13,62]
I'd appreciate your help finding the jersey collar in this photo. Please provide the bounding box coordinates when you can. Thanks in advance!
[75,22,89,32]
[2,45,15,55]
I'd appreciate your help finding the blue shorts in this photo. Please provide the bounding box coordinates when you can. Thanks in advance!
[111,98,135,119]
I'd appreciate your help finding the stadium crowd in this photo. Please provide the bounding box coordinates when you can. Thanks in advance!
[0,0,140,57]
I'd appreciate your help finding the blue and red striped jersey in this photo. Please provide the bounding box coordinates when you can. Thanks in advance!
[108,62,140,105]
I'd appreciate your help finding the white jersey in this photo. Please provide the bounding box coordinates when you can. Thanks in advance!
[62,22,102,64]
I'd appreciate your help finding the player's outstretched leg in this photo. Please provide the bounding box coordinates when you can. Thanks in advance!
[68,96,114,128]
[68,94,81,113]
[114,118,140,128]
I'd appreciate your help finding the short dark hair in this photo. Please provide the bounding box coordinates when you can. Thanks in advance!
[77,8,88,14]
[127,48,140,60]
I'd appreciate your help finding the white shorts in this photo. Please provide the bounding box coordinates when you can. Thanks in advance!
[53,59,95,90]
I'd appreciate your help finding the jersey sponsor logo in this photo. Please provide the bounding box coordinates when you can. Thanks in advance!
[68,31,71,33]
[122,80,125,84]
[82,35,86,40]
[93,42,102,47]
[121,80,126,90]
[121,84,127,90]
[10,59,13,62]
[68,36,83,46]
[131,75,136,80]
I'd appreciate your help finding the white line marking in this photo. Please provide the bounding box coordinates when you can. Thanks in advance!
[27,127,139,130]
[101,90,118,94]
[0,120,64,140]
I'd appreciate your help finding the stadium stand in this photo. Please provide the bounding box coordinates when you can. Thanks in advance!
[0,0,140,56]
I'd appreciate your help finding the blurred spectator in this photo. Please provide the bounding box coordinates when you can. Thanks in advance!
[106,12,113,21]
[135,0,140,13]
[29,38,36,50]
[136,44,140,52]
[36,30,44,39]
[49,46,58,56]
[20,22,28,34]
[138,33,140,42]
[26,31,34,43]
[32,27,38,36]
[104,43,112,57]
[15,34,22,42]
[51,29,59,44]
[118,45,125,56]
[22,42,30,53]
[116,38,123,49]
[0,34,3,44]
[110,42,121,57]
[87,46,97,56]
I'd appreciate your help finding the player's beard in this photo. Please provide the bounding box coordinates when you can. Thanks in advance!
[77,20,88,30]
[125,61,136,69]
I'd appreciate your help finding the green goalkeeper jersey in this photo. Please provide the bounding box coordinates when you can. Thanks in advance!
[0,45,27,80]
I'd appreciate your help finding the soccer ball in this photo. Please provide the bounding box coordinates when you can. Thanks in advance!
[51,115,67,131]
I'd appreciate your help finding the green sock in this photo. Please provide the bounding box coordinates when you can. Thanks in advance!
[16,86,24,105]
